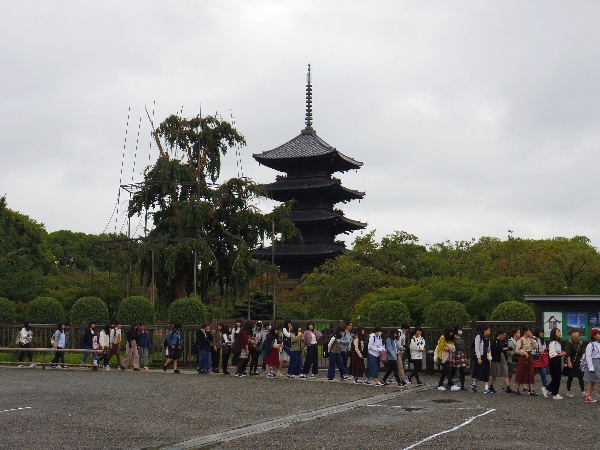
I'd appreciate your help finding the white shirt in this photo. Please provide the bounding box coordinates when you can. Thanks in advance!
[548,341,562,359]
[368,333,385,357]
[585,341,600,371]
[410,336,426,360]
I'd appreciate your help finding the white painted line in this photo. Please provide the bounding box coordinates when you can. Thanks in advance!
[402,408,496,450]
[0,407,32,413]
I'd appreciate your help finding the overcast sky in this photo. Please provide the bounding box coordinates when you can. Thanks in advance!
[2,1,600,249]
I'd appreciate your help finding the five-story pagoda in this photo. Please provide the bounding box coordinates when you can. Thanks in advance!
[253,65,366,279]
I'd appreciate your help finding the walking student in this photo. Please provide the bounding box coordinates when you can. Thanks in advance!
[163,323,182,374]
[450,325,467,390]
[301,323,322,378]
[471,325,491,393]
[514,326,539,396]
[382,329,404,387]
[326,327,351,381]
[121,323,140,371]
[364,327,385,386]
[340,321,353,368]
[348,327,366,384]
[583,328,600,403]
[436,326,459,391]
[286,325,304,378]
[489,329,512,393]
[51,323,67,369]
[544,328,566,400]
[98,324,111,370]
[408,326,425,386]
[108,322,123,370]
[565,329,585,398]
[138,323,151,371]
[81,322,97,367]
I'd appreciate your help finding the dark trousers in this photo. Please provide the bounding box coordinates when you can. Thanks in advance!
[410,359,423,384]
[249,348,260,373]
[51,348,65,365]
[546,356,562,396]
[382,359,400,384]
[567,367,584,392]
[303,345,319,375]
[439,361,453,387]
[327,353,348,379]
[108,343,122,367]
[211,347,220,371]
[451,366,466,387]
[237,356,249,374]
[341,350,348,368]
[18,342,32,362]
[221,347,231,373]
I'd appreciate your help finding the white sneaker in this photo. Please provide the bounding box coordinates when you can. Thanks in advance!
[105,365,110,370]
[375,381,385,386]
[582,391,587,398]
[29,364,36,368]
[17,364,24,368]
[450,385,461,391]
[567,391,574,398]
[553,394,563,400]
[437,386,447,391]
[541,387,548,398]
[310,374,316,378]
[299,374,307,379]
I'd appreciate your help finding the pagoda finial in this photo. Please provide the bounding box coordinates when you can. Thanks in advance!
[302,63,315,135]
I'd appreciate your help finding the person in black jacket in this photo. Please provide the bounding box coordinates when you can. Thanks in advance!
[196,322,211,374]
[81,322,98,368]
[121,323,140,371]
[490,329,511,393]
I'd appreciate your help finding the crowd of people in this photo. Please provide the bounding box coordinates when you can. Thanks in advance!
[12,319,600,403]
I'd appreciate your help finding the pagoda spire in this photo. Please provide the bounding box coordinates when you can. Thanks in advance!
[302,63,315,135]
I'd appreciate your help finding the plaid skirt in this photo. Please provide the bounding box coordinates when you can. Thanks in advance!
[348,352,365,377]
[451,350,467,368]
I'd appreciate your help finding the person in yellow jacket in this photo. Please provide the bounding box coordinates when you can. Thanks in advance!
[435,326,460,391]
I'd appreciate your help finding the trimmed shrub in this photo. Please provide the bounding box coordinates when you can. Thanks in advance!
[168,297,207,326]
[70,296,109,325]
[423,300,471,328]
[0,297,16,323]
[489,300,535,321]
[365,300,411,327]
[117,296,155,325]
[26,297,65,324]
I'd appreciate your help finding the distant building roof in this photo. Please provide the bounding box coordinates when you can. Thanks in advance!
[253,242,346,258]
[253,132,362,173]
[525,295,600,303]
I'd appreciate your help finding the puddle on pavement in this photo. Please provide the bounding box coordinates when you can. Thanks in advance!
[400,407,424,412]
[431,398,462,404]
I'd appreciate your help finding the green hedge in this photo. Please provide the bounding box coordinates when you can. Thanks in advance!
[0,297,16,323]
[489,300,535,321]
[117,296,155,325]
[168,297,207,325]
[423,300,471,328]
[70,296,109,325]
[365,300,411,327]
[26,297,65,324]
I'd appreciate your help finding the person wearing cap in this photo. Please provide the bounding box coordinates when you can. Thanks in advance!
[583,328,600,403]
[163,323,183,373]
[121,323,140,371]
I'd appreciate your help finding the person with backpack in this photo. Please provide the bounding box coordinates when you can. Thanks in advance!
[544,327,566,400]
[565,329,585,398]
[471,325,491,393]
[490,329,511,394]
[221,325,233,375]
[138,323,151,371]
[339,321,353,369]
[514,326,539,396]
[81,322,98,368]
[235,321,253,377]
[286,325,304,378]
[163,323,182,374]
[16,322,34,368]
[381,329,405,387]
[506,328,521,392]
[398,323,411,383]
[196,322,211,374]
[98,324,111,370]
[364,327,385,386]
[348,327,366,384]
[583,328,600,403]
[50,323,67,369]
[263,326,282,378]
[108,322,123,370]
[326,327,352,382]
[121,323,140,371]
[300,323,322,378]
[450,325,467,390]
[279,320,293,377]
[408,326,425,386]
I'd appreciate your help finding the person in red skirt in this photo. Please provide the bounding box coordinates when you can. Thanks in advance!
[349,327,366,384]
[514,326,539,396]
[263,326,282,378]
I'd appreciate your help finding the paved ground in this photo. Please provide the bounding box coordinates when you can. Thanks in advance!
[0,366,596,449]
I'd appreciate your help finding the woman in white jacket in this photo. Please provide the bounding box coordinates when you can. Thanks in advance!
[408,327,425,386]
[364,327,385,386]
[99,324,111,370]
[583,328,600,403]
